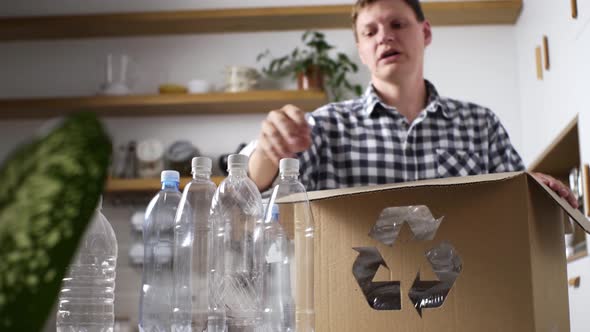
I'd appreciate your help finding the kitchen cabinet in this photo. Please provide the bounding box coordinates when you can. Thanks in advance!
[517,0,589,165]
[518,1,590,330]
[0,1,522,41]
[528,116,587,261]
[568,257,590,331]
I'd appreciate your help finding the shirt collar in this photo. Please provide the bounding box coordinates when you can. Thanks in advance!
[361,79,454,119]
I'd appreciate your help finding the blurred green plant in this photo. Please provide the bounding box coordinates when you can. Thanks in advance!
[257,30,363,101]
[0,112,112,331]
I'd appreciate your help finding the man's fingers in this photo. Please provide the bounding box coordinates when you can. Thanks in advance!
[266,106,312,152]
[533,172,579,208]
[282,104,310,130]
[259,132,287,166]
[256,104,312,166]
[261,120,294,158]
[267,110,305,144]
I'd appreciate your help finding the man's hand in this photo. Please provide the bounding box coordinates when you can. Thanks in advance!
[533,172,579,209]
[257,104,312,165]
[248,104,312,191]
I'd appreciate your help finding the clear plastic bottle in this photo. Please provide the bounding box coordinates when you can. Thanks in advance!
[265,158,314,332]
[56,196,118,332]
[139,170,183,332]
[172,157,217,332]
[261,204,294,332]
[209,154,264,331]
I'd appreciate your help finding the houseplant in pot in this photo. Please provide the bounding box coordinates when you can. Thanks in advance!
[257,30,363,101]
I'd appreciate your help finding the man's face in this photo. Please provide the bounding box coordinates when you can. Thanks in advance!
[355,0,432,83]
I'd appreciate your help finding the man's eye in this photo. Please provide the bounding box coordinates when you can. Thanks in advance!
[363,30,375,37]
[392,21,406,29]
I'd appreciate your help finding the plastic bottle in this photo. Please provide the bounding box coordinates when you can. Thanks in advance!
[56,196,118,332]
[264,158,315,332]
[209,154,264,331]
[172,157,217,332]
[139,170,183,332]
[261,204,294,332]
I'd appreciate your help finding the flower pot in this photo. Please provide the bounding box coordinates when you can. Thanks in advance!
[297,66,324,91]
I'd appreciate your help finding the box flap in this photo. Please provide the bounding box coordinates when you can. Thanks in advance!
[303,171,523,202]
[526,172,590,233]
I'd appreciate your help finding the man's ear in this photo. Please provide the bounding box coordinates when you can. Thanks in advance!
[423,20,432,47]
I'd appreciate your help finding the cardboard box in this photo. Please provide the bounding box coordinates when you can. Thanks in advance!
[283,172,590,331]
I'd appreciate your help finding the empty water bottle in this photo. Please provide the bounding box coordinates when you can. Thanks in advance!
[139,170,183,332]
[172,157,217,332]
[265,158,315,332]
[56,196,118,332]
[262,204,294,332]
[209,154,264,331]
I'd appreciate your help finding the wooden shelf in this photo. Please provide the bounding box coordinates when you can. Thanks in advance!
[0,1,523,41]
[106,176,225,192]
[0,90,327,119]
[528,115,580,179]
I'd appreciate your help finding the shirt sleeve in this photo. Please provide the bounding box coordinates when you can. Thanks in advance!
[486,111,525,173]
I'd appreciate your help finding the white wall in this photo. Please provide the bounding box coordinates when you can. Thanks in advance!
[515,0,590,165]
[0,26,522,173]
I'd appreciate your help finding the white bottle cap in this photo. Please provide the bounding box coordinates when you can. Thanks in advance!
[228,154,248,171]
[161,170,180,183]
[279,158,299,173]
[192,156,212,172]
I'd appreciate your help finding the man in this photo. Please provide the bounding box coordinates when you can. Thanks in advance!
[247,0,577,208]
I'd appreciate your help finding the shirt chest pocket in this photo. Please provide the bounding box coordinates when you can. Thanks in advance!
[436,148,484,178]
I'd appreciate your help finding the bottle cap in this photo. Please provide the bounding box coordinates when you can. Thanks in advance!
[192,156,212,173]
[161,170,180,183]
[279,158,300,173]
[228,154,248,171]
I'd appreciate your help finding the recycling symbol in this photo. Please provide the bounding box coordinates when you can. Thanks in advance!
[352,205,463,317]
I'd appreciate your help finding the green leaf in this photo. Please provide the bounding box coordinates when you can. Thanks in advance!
[0,112,112,332]
[355,85,363,96]
[255,29,361,102]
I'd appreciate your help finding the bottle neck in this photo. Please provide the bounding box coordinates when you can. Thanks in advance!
[192,170,211,180]
[228,168,247,177]
[280,171,299,181]
[161,180,179,190]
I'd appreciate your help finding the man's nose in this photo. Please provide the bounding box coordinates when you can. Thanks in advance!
[378,29,396,44]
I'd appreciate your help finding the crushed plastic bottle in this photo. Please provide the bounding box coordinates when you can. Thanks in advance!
[172,157,217,332]
[139,170,183,332]
[56,196,118,332]
[209,154,264,331]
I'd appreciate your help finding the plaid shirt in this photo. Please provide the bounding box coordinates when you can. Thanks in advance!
[297,80,524,191]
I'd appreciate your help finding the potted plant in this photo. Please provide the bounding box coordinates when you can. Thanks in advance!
[257,31,363,101]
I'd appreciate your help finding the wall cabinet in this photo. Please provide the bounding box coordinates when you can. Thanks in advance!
[517,1,590,330]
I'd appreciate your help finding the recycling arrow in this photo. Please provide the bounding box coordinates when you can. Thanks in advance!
[353,206,463,317]
[409,241,462,316]
[409,272,454,316]
[352,247,401,310]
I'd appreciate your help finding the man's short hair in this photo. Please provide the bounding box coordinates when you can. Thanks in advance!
[352,0,426,40]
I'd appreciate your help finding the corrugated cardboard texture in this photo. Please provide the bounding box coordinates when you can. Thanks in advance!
[526,176,570,331]
[304,174,568,331]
